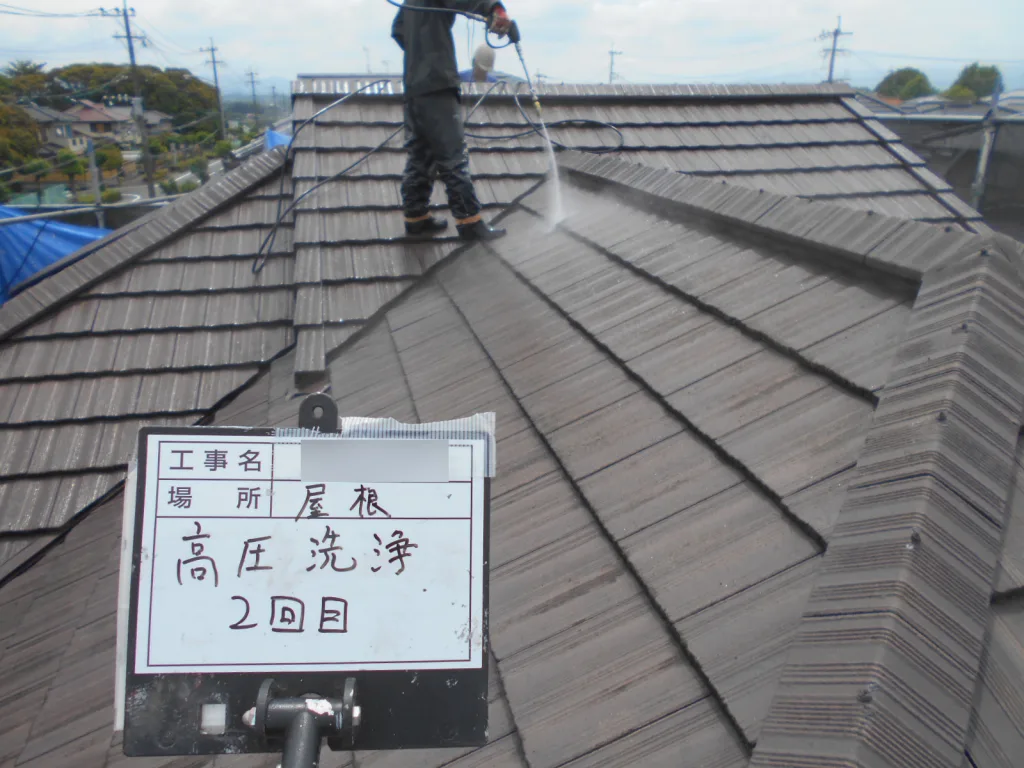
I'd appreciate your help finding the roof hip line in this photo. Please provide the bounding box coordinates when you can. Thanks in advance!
[517,202,881,408]
[435,266,757,757]
[752,247,1024,767]
[481,235,828,553]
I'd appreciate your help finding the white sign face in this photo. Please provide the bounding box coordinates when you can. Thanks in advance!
[131,433,486,674]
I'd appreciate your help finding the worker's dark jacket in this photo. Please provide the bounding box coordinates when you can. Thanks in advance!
[391,0,502,98]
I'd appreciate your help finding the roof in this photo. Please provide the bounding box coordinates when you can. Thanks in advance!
[65,102,125,124]
[2,80,1024,768]
[19,104,75,125]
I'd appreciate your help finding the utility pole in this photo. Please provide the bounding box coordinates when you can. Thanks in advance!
[364,46,373,75]
[86,139,105,229]
[103,1,155,198]
[201,38,228,140]
[609,48,623,85]
[246,68,260,122]
[819,16,852,84]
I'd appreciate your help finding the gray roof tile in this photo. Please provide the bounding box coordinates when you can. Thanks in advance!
[556,698,747,768]
[721,384,872,498]
[501,596,704,768]
[678,556,821,742]
[3,83,1020,768]
[623,481,818,625]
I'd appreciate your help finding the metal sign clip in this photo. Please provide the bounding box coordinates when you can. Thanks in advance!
[245,678,359,768]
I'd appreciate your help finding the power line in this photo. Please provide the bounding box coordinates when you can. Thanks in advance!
[851,49,1024,65]
[819,16,852,84]
[0,3,104,17]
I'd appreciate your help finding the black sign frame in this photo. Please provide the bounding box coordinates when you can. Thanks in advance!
[122,425,491,756]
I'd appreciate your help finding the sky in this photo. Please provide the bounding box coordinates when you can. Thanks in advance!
[2,0,1022,98]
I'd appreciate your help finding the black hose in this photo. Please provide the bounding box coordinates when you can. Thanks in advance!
[383,0,513,48]
[253,79,394,275]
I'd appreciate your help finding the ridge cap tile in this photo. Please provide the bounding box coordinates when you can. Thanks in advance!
[752,250,1024,768]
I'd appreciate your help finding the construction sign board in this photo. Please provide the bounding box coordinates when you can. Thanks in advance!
[118,425,492,756]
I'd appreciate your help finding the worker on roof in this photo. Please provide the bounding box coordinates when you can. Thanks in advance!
[392,1,513,241]
[460,44,498,83]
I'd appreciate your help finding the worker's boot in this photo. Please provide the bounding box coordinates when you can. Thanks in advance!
[405,215,449,237]
[457,219,507,242]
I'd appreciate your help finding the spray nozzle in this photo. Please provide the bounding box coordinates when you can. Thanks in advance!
[533,98,543,117]
[507,20,521,45]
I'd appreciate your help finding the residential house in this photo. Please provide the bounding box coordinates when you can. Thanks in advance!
[144,109,174,134]
[18,103,87,154]
[1,80,1023,768]
[857,92,1024,228]
[64,100,128,141]
[100,107,175,143]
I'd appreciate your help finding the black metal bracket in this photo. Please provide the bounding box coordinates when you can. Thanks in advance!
[245,678,359,768]
[299,395,339,434]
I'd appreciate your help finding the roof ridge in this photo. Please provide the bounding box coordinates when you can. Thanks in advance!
[558,151,990,281]
[292,78,855,100]
[0,149,287,344]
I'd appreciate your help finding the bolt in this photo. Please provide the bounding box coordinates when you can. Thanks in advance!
[242,708,256,728]
[858,689,873,704]
[911,530,922,545]
[980,248,990,257]
[937,411,947,423]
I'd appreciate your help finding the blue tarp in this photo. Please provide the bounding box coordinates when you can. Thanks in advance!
[0,206,111,304]
[265,130,292,151]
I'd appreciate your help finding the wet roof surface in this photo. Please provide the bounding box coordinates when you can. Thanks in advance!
[1,82,1023,768]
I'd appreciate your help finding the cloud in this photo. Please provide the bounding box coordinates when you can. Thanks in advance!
[2,0,1021,93]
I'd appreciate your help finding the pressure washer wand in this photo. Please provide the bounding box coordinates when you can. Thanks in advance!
[505,22,543,118]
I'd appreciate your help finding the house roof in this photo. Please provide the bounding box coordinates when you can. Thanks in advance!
[2,80,1023,768]
[19,104,75,125]
[65,102,124,124]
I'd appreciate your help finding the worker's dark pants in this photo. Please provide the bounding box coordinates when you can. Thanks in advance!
[401,89,482,222]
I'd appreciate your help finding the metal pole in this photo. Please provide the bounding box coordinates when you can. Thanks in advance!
[0,197,182,227]
[121,0,156,199]
[971,83,1002,212]
[828,25,839,83]
[282,710,321,768]
[204,39,228,140]
[87,139,106,229]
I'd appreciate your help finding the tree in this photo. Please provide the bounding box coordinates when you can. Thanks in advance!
[3,60,46,78]
[190,156,209,184]
[0,75,11,101]
[96,145,123,173]
[952,63,1003,99]
[0,104,41,166]
[56,149,87,202]
[945,84,977,103]
[898,74,935,101]
[0,180,10,204]
[876,68,937,100]
[44,63,216,126]
[22,158,50,205]
[213,140,233,159]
